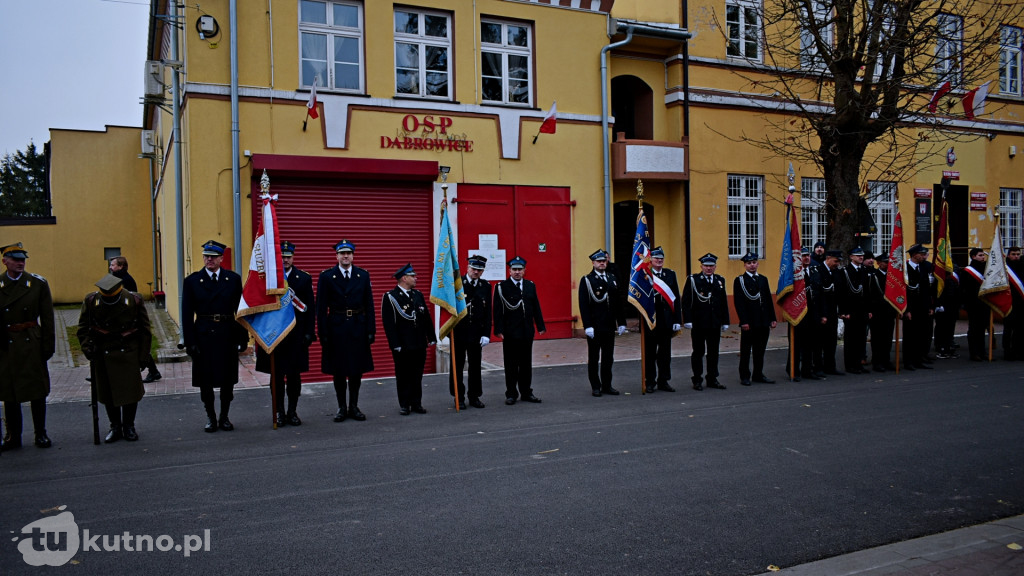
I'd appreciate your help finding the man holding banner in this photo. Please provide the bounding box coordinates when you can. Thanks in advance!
[643,247,681,393]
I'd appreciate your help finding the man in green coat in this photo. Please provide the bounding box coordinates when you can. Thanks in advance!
[0,243,55,450]
[78,274,152,443]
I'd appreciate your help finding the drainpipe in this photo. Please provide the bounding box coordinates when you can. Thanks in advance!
[681,2,693,274]
[601,26,634,253]
[148,157,159,291]
[230,0,242,272]
[171,0,185,334]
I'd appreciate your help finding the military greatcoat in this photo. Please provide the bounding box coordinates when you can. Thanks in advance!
[77,291,152,406]
[0,271,55,403]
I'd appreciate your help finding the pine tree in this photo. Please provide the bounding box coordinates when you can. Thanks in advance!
[0,141,50,219]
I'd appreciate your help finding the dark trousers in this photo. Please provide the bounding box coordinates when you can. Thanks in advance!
[143,354,159,374]
[738,326,769,380]
[643,325,673,385]
[105,402,139,427]
[502,337,534,399]
[934,309,958,353]
[200,384,234,416]
[1005,312,1024,360]
[870,313,896,368]
[586,329,615,391]
[816,317,838,372]
[392,348,426,409]
[269,367,302,414]
[333,374,361,411]
[903,313,934,366]
[843,316,868,372]
[3,398,47,436]
[967,308,989,358]
[449,335,483,400]
[790,319,816,375]
[690,325,721,383]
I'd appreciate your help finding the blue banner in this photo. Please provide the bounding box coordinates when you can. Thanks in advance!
[240,288,297,353]
[429,203,468,340]
[627,208,657,329]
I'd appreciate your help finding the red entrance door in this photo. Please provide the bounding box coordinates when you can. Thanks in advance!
[455,185,573,339]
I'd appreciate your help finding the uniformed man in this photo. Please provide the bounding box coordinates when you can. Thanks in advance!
[317,240,375,422]
[811,241,827,265]
[493,256,545,404]
[181,240,248,432]
[933,264,961,360]
[449,255,491,409]
[811,250,843,375]
[682,253,729,390]
[732,251,777,386]
[903,244,936,369]
[0,243,55,450]
[960,247,990,361]
[579,249,626,397]
[1005,246,1024,360]
[837,247,871,374]
[110,256,161,383]
[790,247,824,380]
[382,263,436,415]
[867,253,898,371]
[257,241,315,426]
[643,247,682,393]
[77,274,151,442]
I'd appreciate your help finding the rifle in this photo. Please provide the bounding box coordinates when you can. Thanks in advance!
[89,362,100,445]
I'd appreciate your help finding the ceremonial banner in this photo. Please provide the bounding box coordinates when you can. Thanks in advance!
[884,211,908,315]
[429,201,467,340]
[776,201,807,325]
[240,288,298,353]
[979,224,1013,317]
[933,199,954,297]
[627,208,658,329]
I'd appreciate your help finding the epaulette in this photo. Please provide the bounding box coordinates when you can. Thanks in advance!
[29,272,48,283]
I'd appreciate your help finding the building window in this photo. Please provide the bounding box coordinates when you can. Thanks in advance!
[1000,188,1023,248]
[394,9,451,99]
[799,1,832,70]
[935,14,962,86]
[299,0,363,92]
[728,174,764,258]
[1000,26,1022,96]
[866,181,896,258]
[726,0,761,61]
[481,20,532,106]
[800,178,827,249]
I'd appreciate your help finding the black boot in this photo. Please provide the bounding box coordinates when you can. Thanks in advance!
[122,404,139,441]
[219,401,234,431]
[31,400,51,447]
[204,404,218,433]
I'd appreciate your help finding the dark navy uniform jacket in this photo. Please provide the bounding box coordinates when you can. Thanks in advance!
[578,270,625,331]
[493,279,545,340]
[256,266,316,374]
[317,265,375,376]
[181,267,247,388]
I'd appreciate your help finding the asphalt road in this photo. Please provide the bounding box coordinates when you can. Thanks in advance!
[2,349,1022,575]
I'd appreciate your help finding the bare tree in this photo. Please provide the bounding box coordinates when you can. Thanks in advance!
[713,0,1023,251]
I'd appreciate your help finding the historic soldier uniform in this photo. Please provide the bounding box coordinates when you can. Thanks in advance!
[449,255,491,409]
[382,263,436,415]
[256,241,315,426]
[732,251,777,386]
[110,256,162,383]
[837,247,871,374]
[579,249,626,397]
[0,243,55,450]
[78,274,151,442]
[682,253,729,390]
[643,247,682,393]
[182,240,248,432]
[868,254,898,371]
[811,250,842,375]
[317,240,375,421]
[493,256,545,404]
[903,244,936,369]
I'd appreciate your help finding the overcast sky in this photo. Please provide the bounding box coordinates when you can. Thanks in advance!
[0,0,150,156]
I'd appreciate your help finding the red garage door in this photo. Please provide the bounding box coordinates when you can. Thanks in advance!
[251,155,437,382]
[455,185,573,339]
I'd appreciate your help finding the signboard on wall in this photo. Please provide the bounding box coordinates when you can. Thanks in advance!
[915,198,932,244]
[970,191,987,211]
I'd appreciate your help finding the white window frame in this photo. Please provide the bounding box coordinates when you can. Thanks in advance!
[394,9,452,100]
[726,0,762,62]
[871,6,898,83]
[1000,26,1022,97]
[799,1,832,71]
[298,0,364,93]
[800,178,827,249]
[480,19,533,106]
[727,174,765,259]
[1000,188,1023,248]
[935,14,962,86]
[866,181,896,258]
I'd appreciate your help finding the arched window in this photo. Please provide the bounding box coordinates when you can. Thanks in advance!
[611,75,653,141]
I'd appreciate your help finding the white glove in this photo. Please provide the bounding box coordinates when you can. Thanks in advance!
[721,324,730,332]
[617,326,627,336]
[480,336,490,347]
[683,323,693,329]
[672,324,682,331]
[393,347,401,352]
[585,327,595,339]
[935,306,945,313]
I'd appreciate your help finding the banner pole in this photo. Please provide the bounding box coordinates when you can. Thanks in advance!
[640,325,647,395]
[989,310,994,362]
[894,317,901,374]
[270,351,278,429]
[452,332,460,411]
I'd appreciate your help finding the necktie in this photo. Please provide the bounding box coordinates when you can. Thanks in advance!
[211,272,217,283]
[516,281,522,291]
[599,274,605,281]
[345,270,350,279]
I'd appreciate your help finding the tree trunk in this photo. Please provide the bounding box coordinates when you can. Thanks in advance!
[820,133,869,255]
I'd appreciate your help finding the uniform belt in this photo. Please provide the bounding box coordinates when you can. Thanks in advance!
[199,314,233,322]
[92,326,139,337]
[331,307,364,317]
[7,320,39,332]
